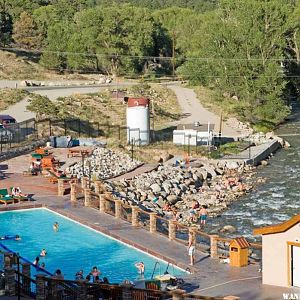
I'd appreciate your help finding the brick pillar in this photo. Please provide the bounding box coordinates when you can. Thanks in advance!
[210,234,219,259]
[172,289,186,300]
[57,179,64,196]
[84,188,91,207]
[131,206,139,227]
[120,283,133,300]
[169,220,176,240]
[149,213,157,233]
[115,200,122,219]
[99,194,106,213]
[70,182,77,203]
[22,263,31,294]
[4,268,16,296]
[35,275,46,300]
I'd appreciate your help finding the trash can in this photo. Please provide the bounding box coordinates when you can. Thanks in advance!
[229,237,250,267]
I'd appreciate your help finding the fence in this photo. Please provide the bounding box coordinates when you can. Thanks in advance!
[0,248,229,300]
[67,178,262,267]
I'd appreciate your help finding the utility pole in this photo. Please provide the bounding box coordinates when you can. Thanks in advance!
[172,30,176,79]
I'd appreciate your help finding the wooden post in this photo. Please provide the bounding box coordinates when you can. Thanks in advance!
[169,220,176,240]
[115,200,122,219]
[70,182,76,203]
[120,282,133,300]
[84,188,91,207]
[149,213,157,234]
[99,194,106,213]
[57,179,64,196]
[4,252,13,268]
[210,234,219,259]
[131,206,139,227]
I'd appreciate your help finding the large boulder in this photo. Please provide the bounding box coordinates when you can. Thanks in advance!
[220,225,237,233]
[150,183,161,193]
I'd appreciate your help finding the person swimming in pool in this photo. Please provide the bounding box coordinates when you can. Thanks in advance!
[135,262,145,275]
[40,249,47,257]
[53,222,59,232]
[33,256,40,266]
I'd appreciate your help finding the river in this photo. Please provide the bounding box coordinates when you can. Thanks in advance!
[206,101,300,241]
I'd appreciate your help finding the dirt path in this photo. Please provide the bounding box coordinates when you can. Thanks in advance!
[168,85,243,139]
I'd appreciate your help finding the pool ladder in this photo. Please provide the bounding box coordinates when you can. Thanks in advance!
[151,262,161,279]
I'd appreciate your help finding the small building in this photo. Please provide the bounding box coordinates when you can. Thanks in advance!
[229,237,250,267]
[253,215,300,287]
[173,123,214,146]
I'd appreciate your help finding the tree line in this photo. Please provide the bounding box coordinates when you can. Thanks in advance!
[1,0,300,130]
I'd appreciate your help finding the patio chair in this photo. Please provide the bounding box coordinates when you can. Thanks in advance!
[0,188,16,205]
[10,187,30,202]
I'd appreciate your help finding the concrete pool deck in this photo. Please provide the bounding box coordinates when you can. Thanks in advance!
[0,151,298,299]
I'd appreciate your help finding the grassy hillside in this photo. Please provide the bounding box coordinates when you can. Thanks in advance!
[0,88,29,110]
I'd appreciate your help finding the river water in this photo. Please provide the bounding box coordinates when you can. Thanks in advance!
[206,102,300,241]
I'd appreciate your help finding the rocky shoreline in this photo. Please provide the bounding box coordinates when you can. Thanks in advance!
[105,160,265,230]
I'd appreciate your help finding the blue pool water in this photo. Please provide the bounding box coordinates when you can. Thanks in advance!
[0,208,184,282]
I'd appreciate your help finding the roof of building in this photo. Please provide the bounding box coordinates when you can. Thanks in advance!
[230,237,250,248]
[177,123,215,131]
[253,214,300,235]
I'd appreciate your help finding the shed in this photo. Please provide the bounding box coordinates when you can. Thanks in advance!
[229,237,249,267]
[173,123,214,146]
[253,214,300,287]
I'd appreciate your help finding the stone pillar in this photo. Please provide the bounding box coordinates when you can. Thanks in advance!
[22,263,31,294]
[4,252,13,268]
[35,275,46,300]
[81,177,88,189]
[70,182,77,203]
[4,268,16,296]
[57,179,64,196]
[120,282,133,300]
[210,234,219,259]
[84,189,91,207]
[172,289,186,300]
[149,213,157,234]
[94,180,102,194]
[169,221,176,240]
[131,206,139,227]
[115,200,122,219]
[99,194,106,213]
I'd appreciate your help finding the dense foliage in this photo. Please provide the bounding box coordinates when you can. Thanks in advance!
[2,0,300,129]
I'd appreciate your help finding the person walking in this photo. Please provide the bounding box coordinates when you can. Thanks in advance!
[188,231,195,266]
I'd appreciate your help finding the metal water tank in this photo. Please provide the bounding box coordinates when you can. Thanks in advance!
[126,98,150,145]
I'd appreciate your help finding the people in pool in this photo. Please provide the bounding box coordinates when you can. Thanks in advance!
[40,249,47,257]
[75,270,84,280]
[53,222,59,232]
[0,235,21,241]
[40,262,45,269]
[33,257,40,266]
[135,262,145,275]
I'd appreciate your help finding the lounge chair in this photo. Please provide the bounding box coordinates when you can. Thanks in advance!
[46,170,69,184]
[10,187,30,202]
[0,188,16,205]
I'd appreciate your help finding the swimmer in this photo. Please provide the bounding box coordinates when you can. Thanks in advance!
[33,256,40,266]
[40,262,45,269]
[53,222,59,232]
[75,270,84,280]
[15,235,21,241]
[40,249,47,257]
[135,262,145,275]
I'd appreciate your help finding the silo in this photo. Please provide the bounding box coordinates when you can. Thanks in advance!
[126,98,150,145]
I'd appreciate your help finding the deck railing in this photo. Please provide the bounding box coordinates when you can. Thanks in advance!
[68,178,262,265]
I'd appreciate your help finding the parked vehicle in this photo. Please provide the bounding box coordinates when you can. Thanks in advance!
[0,115,16,128]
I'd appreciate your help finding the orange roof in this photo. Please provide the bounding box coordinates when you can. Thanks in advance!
[253,214,300,235]
[230,237,250,249]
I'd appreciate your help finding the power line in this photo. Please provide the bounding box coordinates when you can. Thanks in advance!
[1,46,298,62]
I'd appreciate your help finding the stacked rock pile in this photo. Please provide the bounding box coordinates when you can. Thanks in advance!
[106,161,261,226]
[67,147,142,180]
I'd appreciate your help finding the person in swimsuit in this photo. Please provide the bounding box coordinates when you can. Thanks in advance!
[135,262,145,275]
[199,205,208,227]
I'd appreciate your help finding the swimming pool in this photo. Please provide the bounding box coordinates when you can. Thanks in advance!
[0,208,184,282]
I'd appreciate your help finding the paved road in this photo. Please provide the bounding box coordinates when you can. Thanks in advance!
[0,83,133,122]
[168,85,242,139]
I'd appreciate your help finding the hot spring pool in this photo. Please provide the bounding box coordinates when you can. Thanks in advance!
[0,208,185,282]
